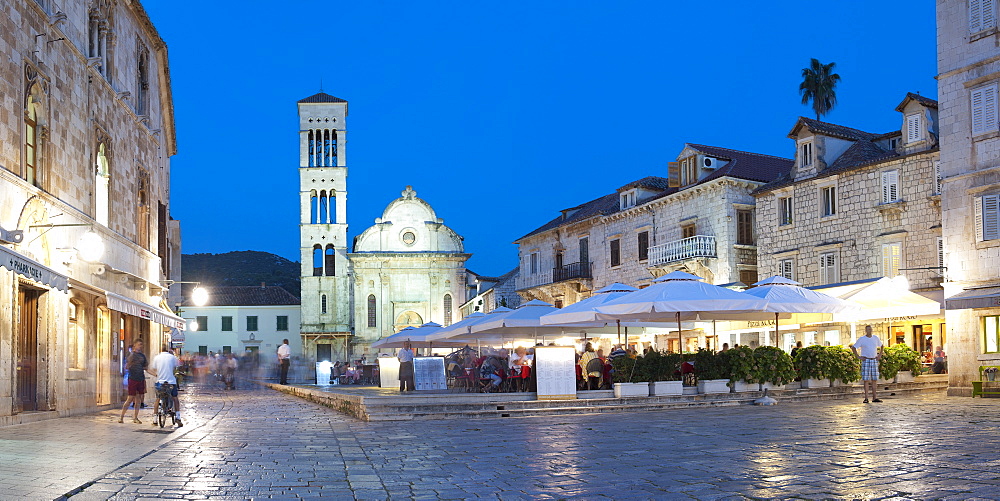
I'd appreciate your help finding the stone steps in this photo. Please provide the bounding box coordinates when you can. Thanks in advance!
[265,377,948,421]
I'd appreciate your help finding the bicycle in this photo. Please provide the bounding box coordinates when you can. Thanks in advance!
[154,382,178,428]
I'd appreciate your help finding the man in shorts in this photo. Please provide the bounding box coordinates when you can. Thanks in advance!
[150,345,183,427]
[118,341,149,423]
[850,325,885,403]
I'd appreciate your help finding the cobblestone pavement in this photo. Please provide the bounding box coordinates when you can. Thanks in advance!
[3,382,1000,500]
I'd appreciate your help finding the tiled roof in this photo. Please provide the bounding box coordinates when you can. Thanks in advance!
[617,176,673,192]
[789,117,877,141]
[688,144,794,184]
[873,130,902,140]
[515,193,620,242]
[298,92,348,104]
[895,92,938,111]
[825,140,898,171]
[186,286,300,307]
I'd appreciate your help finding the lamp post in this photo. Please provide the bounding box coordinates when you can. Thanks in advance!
[27,223,105,262]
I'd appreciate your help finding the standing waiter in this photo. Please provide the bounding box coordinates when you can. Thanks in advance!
[277,339,291,385]
[398,340,415,392]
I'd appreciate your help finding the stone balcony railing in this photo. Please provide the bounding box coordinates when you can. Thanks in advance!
[649,235,717,266]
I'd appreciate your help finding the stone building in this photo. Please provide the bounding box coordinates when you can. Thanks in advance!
[753,95,944,351]
[297,93,472,363]
[937,0,1000,395]
[460,267,521,317]
[0,0,181,424]
[515,144,792,351]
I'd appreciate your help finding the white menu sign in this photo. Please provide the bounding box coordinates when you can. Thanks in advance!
[413,357,447,391]
[534,346,577,400]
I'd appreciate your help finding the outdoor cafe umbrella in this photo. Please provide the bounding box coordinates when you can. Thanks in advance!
[370,322,471,350]
[594,271,772,352]
[423,310,506,350]
[742,276,860,347]
[539,283,672,345]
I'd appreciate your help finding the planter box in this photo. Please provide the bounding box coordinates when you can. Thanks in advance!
[801,378,831,389]
[759,382,786,391]
[697,379,730,394]
[877,378,894,385]
[649,381,683,396]
[730,380,756,392]
[614,382,649,398]
[894,371,915,383]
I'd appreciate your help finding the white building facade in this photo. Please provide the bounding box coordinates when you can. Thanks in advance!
[297,94,472,363]
[0,0,182,424]
[937,0,1000,395]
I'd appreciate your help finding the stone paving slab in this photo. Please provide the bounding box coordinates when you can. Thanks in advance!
[1,379,999,500]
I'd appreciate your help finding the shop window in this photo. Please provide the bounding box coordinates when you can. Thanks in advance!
[985,315,1000,353]
[824,329,840,346]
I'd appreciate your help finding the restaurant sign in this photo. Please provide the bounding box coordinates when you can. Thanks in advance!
[0,244,69,292]
[884,316,918,323]
[746,319,777,328]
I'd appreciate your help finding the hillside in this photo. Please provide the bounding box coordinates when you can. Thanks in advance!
[181,251,301,298]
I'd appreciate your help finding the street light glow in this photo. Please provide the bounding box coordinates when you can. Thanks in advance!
[77,230,104,262]
[192,287,209,306]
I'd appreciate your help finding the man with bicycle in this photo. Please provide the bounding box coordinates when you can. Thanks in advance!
[150,344,184,427]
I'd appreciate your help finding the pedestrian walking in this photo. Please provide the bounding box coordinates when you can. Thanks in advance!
[850,325,884,403]
[119,340,149,424]
[150,345,183,427]
[277,339,291,385]
[398,340,416,391]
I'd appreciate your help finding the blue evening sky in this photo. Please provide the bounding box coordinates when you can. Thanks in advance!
[144,1,937,277]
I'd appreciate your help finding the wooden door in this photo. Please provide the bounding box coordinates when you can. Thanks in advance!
[17,288,40,412]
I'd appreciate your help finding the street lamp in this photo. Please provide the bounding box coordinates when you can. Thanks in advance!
[27,223,105,262]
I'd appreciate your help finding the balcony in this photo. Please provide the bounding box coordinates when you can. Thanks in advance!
[553,261,591,282]
[649,235,717,266]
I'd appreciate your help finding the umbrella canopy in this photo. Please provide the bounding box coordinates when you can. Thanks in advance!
[370,322,469,349]
[423,310,497,343]
[594,271,771,321]
[744,276,860,314]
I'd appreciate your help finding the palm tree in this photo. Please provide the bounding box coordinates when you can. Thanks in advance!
[799,58,841,120]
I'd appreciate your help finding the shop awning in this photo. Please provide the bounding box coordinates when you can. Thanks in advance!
[0,245,68,292]
[945,286,1000,310]
[106,292,185,329]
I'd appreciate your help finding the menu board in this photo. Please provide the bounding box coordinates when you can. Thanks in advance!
[315,362,331,385]
[377,357,400,388]
[534,346,577,400]
[413,357,447,391]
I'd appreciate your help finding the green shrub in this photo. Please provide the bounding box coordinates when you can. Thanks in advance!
[880,343,923,379]
[752,346,796,386]
[727,346,757,384]
[793,345,831,380]
[826,345,861,384]
[693,348,728,380]
[611,356,639,383]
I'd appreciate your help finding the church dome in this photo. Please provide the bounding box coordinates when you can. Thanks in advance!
[352,186,464,253]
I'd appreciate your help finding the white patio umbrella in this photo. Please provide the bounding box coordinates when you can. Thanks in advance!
[539,283,671,345]
[743,276,861,347]
[594,271,772,352]
[423,310,507,350]
[370,322,471,350]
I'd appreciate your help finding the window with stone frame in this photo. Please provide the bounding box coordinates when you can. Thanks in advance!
[985,315,1000,353]
[972,84,998,135]
[881,243,902,277]
[881,170,900,204]
[778,259,795,281]
[367,295,377,327]
[934,161,943,195]
[136,42,150,116]
[610,239,621,267]
[778,196,793,225]
[95,140,111,225]
[221,316,233,331]
[247,316,258,331]
[819,252,839,284]
[324,244,336,276]
[736,210,754,245]
[800,141,813,167]
[637,231,649,261]
[68,301,85,369]
[529,252,539,274]
[321,294,328,314]
[277,315,289,331]
[970,0,997,34]
[679,156,698,186]
[681,223,696,239]
[24,83,44,187]
[975,194,1000,241]
[137,169,150,249]
[195,316,208,332]
[906,113,922,143]
[88,6,112,80]
[443,294,453,326]
[620,189,636,210]
[937,237,945,277]
[820,186,837,217]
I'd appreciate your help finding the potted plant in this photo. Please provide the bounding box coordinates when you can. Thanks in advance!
[794,345,831,388]
[753,346,796,390]
[826,345,861,386]
[882,344,923,383]
[726,346,757,392]
[646,351,683,396]
[693,348,730,394]
[612,354,648,398]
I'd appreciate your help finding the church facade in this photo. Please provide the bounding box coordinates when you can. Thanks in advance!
[297,93,470,363]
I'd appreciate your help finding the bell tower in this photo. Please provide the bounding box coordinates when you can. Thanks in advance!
[298,92,351,362]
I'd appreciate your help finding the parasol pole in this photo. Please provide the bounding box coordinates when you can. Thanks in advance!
[616,319,621,346]
[774,311,780,347]
[677,311,682,354]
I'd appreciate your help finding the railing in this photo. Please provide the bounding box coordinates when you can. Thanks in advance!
[516,271,551,290]
[649,235,717,265]
[552,261,591,282]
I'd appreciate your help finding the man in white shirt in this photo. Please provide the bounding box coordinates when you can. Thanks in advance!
[277,339,291,384]
[150,345,183,427]
[397,341,415,391]
[850,325,884,403]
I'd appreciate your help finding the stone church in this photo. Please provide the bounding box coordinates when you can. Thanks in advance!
[296,92,470,363]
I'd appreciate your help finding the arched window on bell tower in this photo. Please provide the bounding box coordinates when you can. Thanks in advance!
[309,190,318,224]
[325,244,335,276]
[312,244,322,276]
[328,190,337,224]
[318,190,328,224]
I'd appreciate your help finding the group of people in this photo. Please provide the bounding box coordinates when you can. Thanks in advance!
[118,341,183,427]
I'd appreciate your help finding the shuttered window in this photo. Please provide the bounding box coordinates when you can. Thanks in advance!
[820,186,837,217]
[736,210,754,245]
[778,259,794,280]
[610,239,621,267]
[977,194,1000,241]
[881,170,900,204]
[934,161,942,194]
[937,237,945,276]
[800,142,813,166]
[906,114,921,143]
[819,252,838,285]
[882,243,902,278]
[972,84,998,135]
[971,0,997,33]
[637,231,649,261]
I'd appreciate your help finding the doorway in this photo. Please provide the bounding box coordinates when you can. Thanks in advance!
[96,307,111,405]
[17,287,41,412]
[317,344,332,362]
